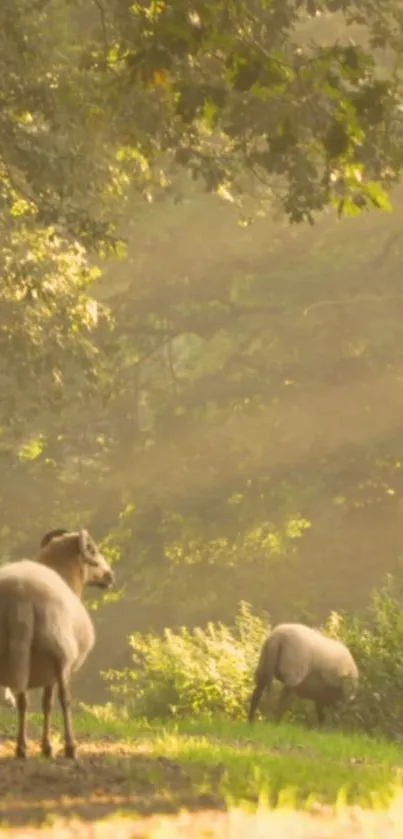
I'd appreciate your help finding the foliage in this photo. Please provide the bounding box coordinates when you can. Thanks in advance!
[0,0,123,246]
[93,0,403,222]
[102,601,268,718]
[3,0,403,228]
[103,574,403,737]
[323,573,403,737]
[0,0,117,558]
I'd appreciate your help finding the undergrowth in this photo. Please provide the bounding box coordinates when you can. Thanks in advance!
[102,570,403,737]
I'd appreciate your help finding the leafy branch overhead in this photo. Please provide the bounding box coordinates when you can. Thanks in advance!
[96,0,403,222]
[1,0,402,236]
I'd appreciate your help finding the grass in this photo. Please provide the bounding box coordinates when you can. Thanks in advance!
[0,705,403,836]
[73,707,403,808]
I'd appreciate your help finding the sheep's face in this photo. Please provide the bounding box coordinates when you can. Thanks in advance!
[340,671,359,704]
[78,529,115,590]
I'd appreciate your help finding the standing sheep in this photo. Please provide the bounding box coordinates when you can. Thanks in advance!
[0,528,114,759]
[0,529,70,713]
[248,622,359,726]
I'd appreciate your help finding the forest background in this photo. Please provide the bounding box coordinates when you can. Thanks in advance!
[3,0,403,702]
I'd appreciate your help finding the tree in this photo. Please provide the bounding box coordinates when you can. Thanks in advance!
[87,0,403,222]
[0,0,122,557]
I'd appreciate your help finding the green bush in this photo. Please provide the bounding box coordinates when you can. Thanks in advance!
[102,601,269,720]
[102,572,403,736]
[322,573,403,737]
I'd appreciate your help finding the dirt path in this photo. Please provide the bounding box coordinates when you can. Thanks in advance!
[0,737,223,827]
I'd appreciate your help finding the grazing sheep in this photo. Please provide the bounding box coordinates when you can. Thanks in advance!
[0,528,114,759]
[248,622,359,726]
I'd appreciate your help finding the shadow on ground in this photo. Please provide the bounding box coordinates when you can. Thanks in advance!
[0,736,224,827]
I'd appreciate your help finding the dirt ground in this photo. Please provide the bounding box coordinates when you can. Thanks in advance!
[0,736,224,827]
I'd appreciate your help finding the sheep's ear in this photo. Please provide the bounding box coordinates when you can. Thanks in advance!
[78,529,98,564]
[40,528,68,548]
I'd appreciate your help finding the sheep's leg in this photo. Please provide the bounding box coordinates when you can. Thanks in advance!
[41,685,55,758]
[248,672,270,724]
[57,674,76,759]
[15,692,28,759]
[275,685,293,722]
[315,701,326,727]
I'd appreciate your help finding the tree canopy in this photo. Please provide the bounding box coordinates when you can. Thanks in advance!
[3,0,403,231]
[97,0,403,222]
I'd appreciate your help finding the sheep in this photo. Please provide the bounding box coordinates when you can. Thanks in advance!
[0,530,71,714]
[0,527,114,759]
[248,622,359,727]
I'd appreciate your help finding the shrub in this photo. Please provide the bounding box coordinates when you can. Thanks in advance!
[102,571,403,736]
[322,574,403,737]
[102,601,269,720]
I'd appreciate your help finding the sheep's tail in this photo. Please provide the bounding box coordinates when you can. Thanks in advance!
[3,687,16,708]
[248,632,281,724]
[6,600,34,693]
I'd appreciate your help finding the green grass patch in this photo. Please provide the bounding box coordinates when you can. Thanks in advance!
[75,708,403,808]
[1,706,402,818]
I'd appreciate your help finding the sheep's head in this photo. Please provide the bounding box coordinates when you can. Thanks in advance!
[76,528,114,590]
[338,669,359,710]
[38,528,114,592]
